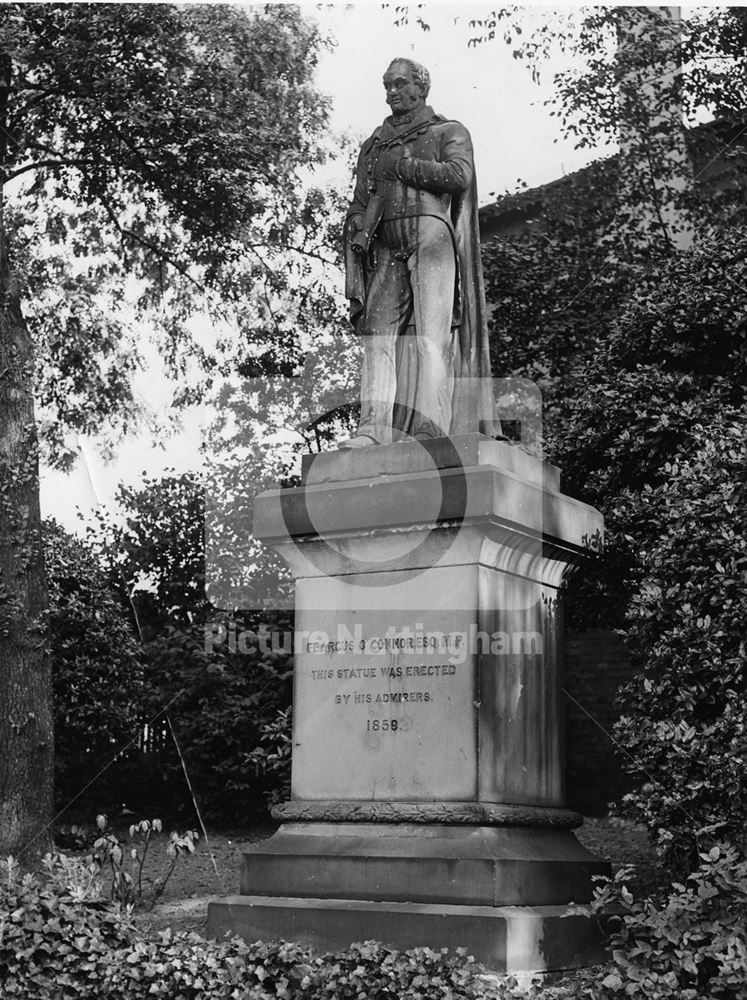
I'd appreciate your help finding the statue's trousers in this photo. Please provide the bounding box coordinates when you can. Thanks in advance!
[357,216,456,444]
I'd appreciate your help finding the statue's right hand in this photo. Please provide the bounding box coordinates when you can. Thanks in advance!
[348,215,367,254]
[350,231,369,255]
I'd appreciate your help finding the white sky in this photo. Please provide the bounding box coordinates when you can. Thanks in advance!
[40,3,606,531]
[312,4,602,199]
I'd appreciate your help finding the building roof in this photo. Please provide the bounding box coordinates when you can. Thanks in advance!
[478,116,747,242]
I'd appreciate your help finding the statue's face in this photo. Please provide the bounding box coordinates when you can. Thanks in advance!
[383,61,425,117]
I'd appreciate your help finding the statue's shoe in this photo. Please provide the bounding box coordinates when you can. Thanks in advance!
[338,434,377,450]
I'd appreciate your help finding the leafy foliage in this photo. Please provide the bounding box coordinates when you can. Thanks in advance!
[92,813,198,910]
[3,847,744,999]
[468,8,747,871]
[138,618,293,824]
[1,3,341,465]
[45,518,146,812]
[611,419,746,869]
[0,853,509,999]
[91,472,294,821]
[92,472,206,635]
[480,847,747,999]
[1,2,336,855]
[463,8,747,140]
[245,706,293,808]
[577,845,747,999]
[483,118,746,441]
[0,853,134,998]
[546,229,747,869]
[53,823,97,851]
[482,156,633,430]
[201,325,363,614]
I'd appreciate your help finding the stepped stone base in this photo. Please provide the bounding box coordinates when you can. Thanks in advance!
[207,436,609,972]
[207,896,607,973]
[237,821,608,908]
[206,821,609,972]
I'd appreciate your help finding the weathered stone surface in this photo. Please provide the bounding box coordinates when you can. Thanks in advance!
[291,585,478,802]
[302,434,560,492]
[343,60,496,444]
[255,444,602,812]
[207,896,608,973]
[206,436,608,971]
[255,461,599,553]
[239,822,609,907]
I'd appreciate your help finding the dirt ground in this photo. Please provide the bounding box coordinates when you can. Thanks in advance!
[66,816,664,936]
[65,822,274,935]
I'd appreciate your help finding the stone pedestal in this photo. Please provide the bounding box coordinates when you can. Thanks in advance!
[208,435,608,972]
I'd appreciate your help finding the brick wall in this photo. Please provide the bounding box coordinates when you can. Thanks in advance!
[563,629,636,815]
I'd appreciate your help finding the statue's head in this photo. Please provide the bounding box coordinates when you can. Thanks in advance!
[383,58,430,116]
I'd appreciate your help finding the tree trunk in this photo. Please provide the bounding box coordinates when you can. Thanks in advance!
[0,250,54,859]
[0,48,54,863]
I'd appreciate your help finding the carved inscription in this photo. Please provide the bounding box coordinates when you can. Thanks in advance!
[303,630,462,737]
[291,592,479,799]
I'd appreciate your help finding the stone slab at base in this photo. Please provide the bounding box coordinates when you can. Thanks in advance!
[239,822,610,908]
[207,896,607,974]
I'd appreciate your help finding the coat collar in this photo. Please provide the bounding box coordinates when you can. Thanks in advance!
[378,104,436,140]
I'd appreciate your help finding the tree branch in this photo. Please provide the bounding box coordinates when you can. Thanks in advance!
[243,240,337,269]
[13,87,63,118]
[95,188,206,293]
[641,138,676,253]
[4,157,95,183]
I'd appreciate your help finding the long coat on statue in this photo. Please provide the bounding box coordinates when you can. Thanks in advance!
[345,104,501,439]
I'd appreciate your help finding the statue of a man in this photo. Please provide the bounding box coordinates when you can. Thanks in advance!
[341,58,502,448]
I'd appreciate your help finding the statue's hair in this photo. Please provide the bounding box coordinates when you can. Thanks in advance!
[388,58,431,99]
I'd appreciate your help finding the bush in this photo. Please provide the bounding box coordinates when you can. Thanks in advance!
[0,855,509,1000]
[0,852,252,1000]
[577,844,747,1000]
[5,850,744,1000]
[0,854,135,998]
[548,229,747,870]
[89,472,296,820]
[90,473,207,637]
[236,939,493,999]
[482,846,747,1000]
[139,615,293,824]
[53,822,97,850]
[609,413,746,871]
[245,706,293,808]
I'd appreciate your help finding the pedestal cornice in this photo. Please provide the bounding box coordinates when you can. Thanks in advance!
[255,463,603,560]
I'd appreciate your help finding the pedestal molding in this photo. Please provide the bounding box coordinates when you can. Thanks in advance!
[271,523,587,589]
[271,799,583,828]
[256,463,603,558]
